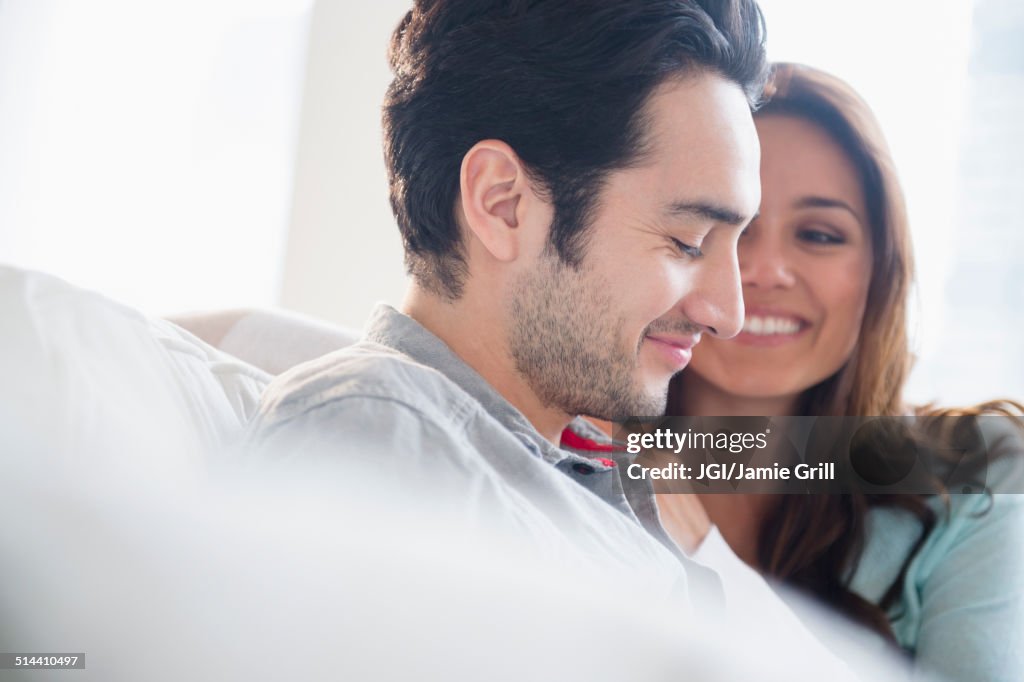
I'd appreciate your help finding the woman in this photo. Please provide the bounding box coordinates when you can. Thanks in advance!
[661,63,1024,681]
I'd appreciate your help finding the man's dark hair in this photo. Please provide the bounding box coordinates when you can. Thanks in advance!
[383,0,768,299]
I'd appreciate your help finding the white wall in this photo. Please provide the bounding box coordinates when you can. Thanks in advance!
[278,0,410,330]
[0,0,312,315]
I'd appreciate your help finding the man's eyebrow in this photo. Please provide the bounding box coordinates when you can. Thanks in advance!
[666,201,749,226]
[795,195,861,220]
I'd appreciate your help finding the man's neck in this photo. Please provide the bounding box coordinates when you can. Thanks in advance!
[402,285,572,444]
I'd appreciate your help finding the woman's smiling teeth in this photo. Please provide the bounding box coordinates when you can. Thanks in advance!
[742,315,802,335]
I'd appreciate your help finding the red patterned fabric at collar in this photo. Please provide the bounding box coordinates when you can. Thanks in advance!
[559,428,618,467]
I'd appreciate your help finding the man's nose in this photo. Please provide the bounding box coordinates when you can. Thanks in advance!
[682,251,744,340]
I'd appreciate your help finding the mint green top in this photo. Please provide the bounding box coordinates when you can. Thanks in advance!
[848,421,1024,682]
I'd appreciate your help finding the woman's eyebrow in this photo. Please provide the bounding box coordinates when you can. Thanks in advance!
[795,195,861,220]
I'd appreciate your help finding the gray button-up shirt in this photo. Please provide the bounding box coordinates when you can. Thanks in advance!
[248,304,721,607]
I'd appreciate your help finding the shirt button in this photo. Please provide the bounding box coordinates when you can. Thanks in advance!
[572,462,595,475]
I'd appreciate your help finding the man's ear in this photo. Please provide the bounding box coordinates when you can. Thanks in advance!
[458,140,535,263]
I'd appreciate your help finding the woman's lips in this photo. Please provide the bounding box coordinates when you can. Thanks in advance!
[645,334,698,368]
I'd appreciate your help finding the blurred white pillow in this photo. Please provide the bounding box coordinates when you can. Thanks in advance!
[0,265,270,480]
[170,307,361,376]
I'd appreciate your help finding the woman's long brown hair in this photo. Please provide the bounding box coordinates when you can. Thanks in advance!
[670,63,1022,641]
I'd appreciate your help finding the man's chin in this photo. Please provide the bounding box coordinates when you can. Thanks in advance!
[598,391,668,422]
[629,375,672,417]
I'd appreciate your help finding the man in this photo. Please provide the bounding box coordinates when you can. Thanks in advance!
[251,0,765,599]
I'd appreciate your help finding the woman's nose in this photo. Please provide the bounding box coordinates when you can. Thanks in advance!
[740,232,796,290]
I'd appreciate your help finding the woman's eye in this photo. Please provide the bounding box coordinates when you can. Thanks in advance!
[797,228,844,245]
[671,237,703,258]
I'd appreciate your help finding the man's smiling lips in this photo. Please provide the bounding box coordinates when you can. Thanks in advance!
[644,333,701,369]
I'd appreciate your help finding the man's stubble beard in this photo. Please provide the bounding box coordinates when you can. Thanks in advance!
[508,252,668,421]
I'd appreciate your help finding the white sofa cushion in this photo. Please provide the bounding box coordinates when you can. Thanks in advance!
[169,308,361,376]
[0,266,270,476]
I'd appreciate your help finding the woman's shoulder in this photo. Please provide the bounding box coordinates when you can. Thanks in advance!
[853,473,1024,598]
[852,416,1022,567]
[850,446,1024,659]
